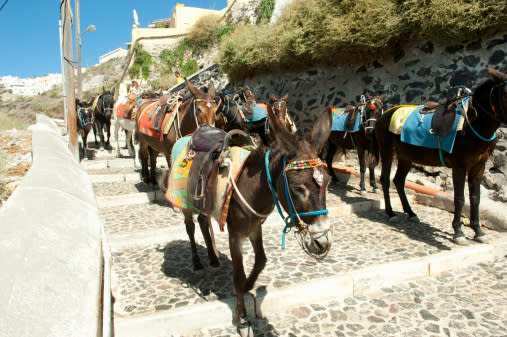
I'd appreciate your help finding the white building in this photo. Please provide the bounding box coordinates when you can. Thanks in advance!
[99,47,128,64]
[0,74,62,97]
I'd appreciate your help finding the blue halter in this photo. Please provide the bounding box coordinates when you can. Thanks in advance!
[265,150,329,248]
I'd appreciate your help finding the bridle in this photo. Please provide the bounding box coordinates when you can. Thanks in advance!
[472,80,507,125]
[265,150,331,259]
[362,96,384,133]
[190,97,217,126]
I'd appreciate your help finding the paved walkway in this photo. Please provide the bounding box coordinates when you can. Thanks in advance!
[81,136,507,337]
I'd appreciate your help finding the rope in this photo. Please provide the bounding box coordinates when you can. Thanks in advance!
[223,158,271,218]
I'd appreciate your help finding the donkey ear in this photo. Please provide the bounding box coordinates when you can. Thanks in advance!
[307,106,333,154]
[267,104,296,153]
[185,79,201,97]
[207,82,216,98]
[282,93,288,101]
[271,94,276,101]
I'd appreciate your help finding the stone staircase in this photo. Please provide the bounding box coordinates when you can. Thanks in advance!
[81,133,507,337]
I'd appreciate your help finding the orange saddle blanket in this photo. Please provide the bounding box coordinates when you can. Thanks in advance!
[138,102,173,141]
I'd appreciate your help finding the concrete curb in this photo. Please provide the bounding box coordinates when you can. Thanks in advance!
[113,236,507,337]
[0,115,109,337]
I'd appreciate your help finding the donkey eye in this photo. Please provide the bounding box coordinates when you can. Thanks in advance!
[292,185,310,199]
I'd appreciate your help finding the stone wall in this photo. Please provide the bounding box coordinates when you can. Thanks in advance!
[189,34,507,201]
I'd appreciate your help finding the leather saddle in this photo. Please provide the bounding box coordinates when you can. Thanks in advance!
[187,125,254,213]
[422,101,457,138]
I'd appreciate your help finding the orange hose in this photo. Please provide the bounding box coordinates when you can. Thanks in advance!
[327,164,446,196]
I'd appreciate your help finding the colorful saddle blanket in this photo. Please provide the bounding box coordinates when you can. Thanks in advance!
[138,101,177,141]
[388,98,467,153]
[242,103,268,122]
[331,107,362,132]
[166,136,253,231]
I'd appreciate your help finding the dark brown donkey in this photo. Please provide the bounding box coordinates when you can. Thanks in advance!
[135,79,218,184]
[309,93,386,193]
[161,104,333,336]
[374,68,507,245]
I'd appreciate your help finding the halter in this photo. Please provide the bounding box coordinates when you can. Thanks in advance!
[191,98,217,126]
[265,150,329,255]
[362,96,384,133]
[217,95,237,124]
[458,86,498,142]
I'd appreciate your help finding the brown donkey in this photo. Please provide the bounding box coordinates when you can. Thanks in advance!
[161,104,333,336]
[374,68,507,244]
[135,79,218,184]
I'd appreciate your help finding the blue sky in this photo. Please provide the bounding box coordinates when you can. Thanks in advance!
[0,0,227,78]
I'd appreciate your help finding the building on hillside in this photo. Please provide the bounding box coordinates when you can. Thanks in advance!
[130,2,232,50]
[0,74,62,97]
[99,47,129,64]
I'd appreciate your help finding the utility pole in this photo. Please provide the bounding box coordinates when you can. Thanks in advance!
[75,0,83,99]
[60,0,78,160]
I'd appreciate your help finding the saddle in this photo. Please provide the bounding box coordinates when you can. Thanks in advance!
[187,125,254,213]
[124,94,139,119]
[422,100,457,138]
[153,95,179,133]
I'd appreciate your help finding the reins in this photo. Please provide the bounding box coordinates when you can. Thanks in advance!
[265,150,330,258]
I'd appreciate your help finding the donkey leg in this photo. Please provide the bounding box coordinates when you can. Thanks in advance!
[379,147,395,218]
[197,214,220,268]
[244,224,266,292]
[229,234,248,319]
[138,142,150,184]
[369,165,379,192]
[126,130,135,157]
[184,211,204,271]
[105,123,112,148]
[325,141,339,182]
[393,159,417,219]
[357,147,367,194]
[114,120,120,157]
[148,147,159,186]
[469,179,486,242]
[451,168,467,244]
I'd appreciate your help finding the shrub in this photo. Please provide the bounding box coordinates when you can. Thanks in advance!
[217,0,507,80]
[188,14,222,48]
[258,0,275,23]
[181,59,199,77]
[129,43,152,80]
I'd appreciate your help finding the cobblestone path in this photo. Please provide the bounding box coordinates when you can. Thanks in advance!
[81,136,507,337]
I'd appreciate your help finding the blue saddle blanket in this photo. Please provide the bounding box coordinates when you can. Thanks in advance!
[400,98,467,153]
[331,107,361,132]
[241,104,267,122]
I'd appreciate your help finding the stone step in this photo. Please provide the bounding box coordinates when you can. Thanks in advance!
[109,202,507,337]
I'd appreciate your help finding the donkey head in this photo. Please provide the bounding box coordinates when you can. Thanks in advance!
[267,104,333,259]
[186,79,218,126]
[362,92,386,136]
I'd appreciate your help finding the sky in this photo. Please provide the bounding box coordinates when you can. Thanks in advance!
[0,0,227,78]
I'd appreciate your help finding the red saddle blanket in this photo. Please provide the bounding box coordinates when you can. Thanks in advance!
[138,101,172,141]
[116,103,129,119]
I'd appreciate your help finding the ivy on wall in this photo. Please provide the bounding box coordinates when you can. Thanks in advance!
[129,43,152,80]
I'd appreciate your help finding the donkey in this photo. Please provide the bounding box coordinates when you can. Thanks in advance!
[309,93,386,193]
[135,79,218,185]
[374,68,507,244]
[93,87,115,149]
[161,104,333,336]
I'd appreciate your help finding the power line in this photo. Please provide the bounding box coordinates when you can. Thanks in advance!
[0,0,52,25]
[0,0,8,11]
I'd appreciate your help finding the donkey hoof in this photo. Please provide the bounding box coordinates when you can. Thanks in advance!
[373,188,380,193]
[474,235,489,244]
[453,236,469,246]
[360,190,367,195]
[238,318,253,337]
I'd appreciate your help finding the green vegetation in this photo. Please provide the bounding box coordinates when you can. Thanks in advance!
[216,0,507,80]
[188,14,222,48]
[257,0,275,23]
[129,43,153,80]
[159,37,201,79]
